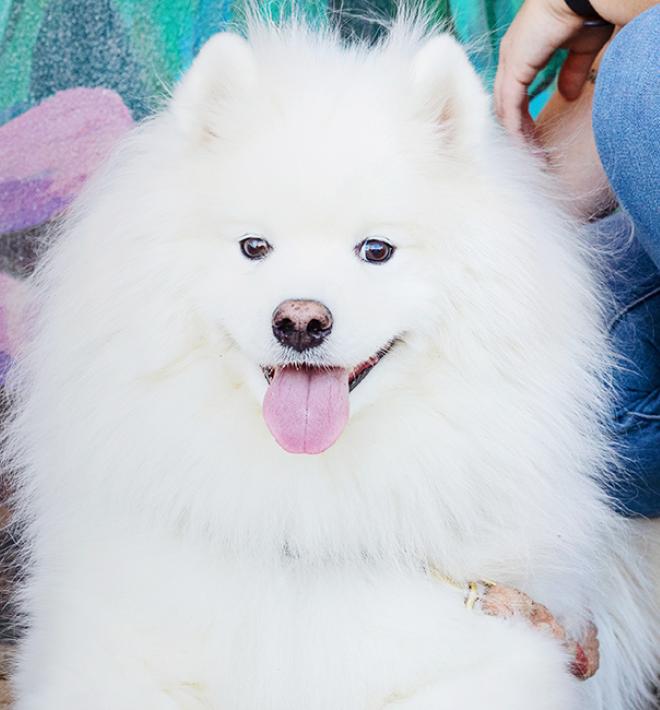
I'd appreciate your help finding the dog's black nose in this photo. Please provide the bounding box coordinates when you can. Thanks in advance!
[272,299,333,352]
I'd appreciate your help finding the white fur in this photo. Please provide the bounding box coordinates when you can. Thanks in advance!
[5,14,658,710]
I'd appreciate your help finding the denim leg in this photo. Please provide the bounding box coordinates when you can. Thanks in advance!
[592,6,660,269]
[594,213,660,517]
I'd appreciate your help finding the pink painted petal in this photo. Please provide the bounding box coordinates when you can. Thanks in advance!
[0,88,134,233]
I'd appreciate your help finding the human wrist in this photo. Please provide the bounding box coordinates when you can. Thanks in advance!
[564,0,604,20]
[578,0,655,26]
[547,0,586,28]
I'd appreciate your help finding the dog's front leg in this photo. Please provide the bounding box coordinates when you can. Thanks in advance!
[382,623,584,710]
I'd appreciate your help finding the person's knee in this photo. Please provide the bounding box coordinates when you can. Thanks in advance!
[593,5,660,149]
[592,6,660,249]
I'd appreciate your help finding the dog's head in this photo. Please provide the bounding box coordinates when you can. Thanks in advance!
[168,25,495,454]
[13,18,609,566]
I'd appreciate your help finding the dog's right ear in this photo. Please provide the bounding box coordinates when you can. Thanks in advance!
[172,32,257,140]
[411,34,490,152]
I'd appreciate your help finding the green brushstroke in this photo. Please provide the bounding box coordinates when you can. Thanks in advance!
[0,0,49,108]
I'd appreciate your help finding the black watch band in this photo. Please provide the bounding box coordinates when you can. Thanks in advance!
[564,0,604,20]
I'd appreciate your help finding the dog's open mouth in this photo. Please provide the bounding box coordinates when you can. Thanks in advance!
[262,340,395,392]
[261,340,396,455]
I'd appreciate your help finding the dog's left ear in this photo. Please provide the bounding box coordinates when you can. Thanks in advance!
[172,32,257,141]
[411,35,490,151]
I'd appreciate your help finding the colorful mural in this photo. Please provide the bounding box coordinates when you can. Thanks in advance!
[0,0,562,381]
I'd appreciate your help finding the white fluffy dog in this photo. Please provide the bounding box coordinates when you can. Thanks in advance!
[5,12,658,710]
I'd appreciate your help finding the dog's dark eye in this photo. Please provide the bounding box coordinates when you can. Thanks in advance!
[240,236,272,260]
[357,238,395,264]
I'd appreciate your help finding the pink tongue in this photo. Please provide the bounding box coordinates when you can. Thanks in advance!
[263,366,349,454]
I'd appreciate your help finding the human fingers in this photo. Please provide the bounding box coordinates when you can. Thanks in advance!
[495,0,583,138]
[557,25,613,100]
[493,59,537,137]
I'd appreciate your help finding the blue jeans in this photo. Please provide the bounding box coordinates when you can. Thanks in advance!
[592,5,660,517]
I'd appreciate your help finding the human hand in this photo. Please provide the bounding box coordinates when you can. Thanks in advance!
[494,0,613,139]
